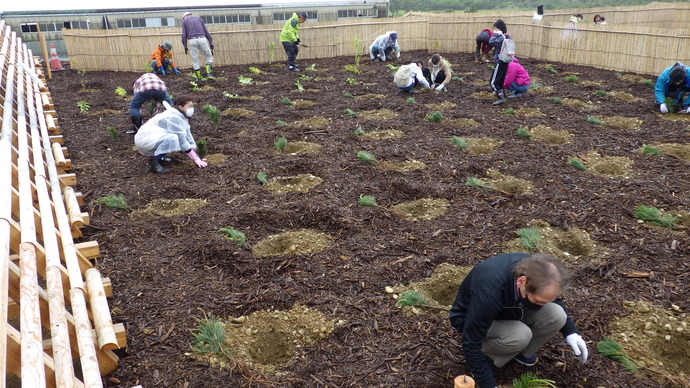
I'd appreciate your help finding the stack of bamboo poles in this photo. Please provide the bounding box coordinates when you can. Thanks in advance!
[62,2,690,76]
[0,20,126,388]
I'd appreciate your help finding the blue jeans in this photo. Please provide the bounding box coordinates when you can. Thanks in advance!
[151,59,172,72]
[508,82,530,94]
[129,89,173,117]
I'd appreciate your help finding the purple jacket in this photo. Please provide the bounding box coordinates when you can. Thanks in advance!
[181,16,213,50]
[503,58,530,88]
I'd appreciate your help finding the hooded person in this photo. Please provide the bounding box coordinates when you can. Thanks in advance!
[369,31,401,62]
[279,12,307,72]
[150,41,181,75]
[655,62,690,114]
[503,57,531,98]
[134,95,208,173]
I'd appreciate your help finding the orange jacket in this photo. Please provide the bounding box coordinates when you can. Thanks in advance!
[150,46,177,69]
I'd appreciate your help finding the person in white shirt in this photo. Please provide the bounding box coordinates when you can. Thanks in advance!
[369,31,401,62]
[393,60,431,92]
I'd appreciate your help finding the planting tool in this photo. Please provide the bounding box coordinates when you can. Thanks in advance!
[454,375,475,388]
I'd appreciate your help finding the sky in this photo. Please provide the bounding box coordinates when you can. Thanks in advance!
[0,0,340,13]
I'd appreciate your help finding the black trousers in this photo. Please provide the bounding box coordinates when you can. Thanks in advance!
[282,41,299,68]
[490,62,509,93]
[422,68,447,86]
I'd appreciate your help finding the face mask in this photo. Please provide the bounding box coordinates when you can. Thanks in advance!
[185,107,194,118]
[519,293,543,311]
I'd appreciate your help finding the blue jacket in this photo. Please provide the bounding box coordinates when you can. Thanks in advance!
[488,33,511,63]
[449,252,577,388]
[654,63,690,104]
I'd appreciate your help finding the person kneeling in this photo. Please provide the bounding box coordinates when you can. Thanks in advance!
[503,58,531,98]
[134,95,208,173]
[394,60,431,93]
[423,54,452,91]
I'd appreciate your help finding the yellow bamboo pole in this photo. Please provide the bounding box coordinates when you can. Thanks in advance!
[84,269,118,351]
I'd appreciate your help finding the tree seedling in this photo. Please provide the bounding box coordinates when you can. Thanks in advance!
[632,205,677,228]
[218,227,247,247]
[189,81,200,91]
[342,91,354,99]
[275,120,287,127]
[191,315,231,357]
[548,97,563,104]
[195,138,208,158]
[106,126,119,140]
[356,151,378,165]
[305,63,316,71]
[115,87,127,97]
[597,337,637,372]
[386,64,399,70]
[642,79,654,88]
[223,91,238,99]
[406,97,416,104]
[238,75,253,85]
[353,126,365,136]
[76,101,90,113]
[280,96,293,105]
[357,195,378,207]
[663,97,678,113]
[396,290,449,311]
[512,372,556,388]
[353,38,362,65]
[203,104,220,127]
[346,77,357,85]
[343,108,357,116]
[248,66,261,74]
[614,72,622,78]
[268,42,276,63]
[567,158,586,170]
[465,177,492,189]
[639,145,662,155]
[517,226,542,253]
[425,111,443,122]
[529,82,542,91]
[295,79,304,91]
[256,171,268,184]
[587,116,603,125]
[593,90,608,97]
[299,74,312,80]
[451,136,469,149]
[344,64,361,74]
[564,74,580,83]
[545,65,557,74]
[501,108,516,115]
[92,193,129,210]
[274,136,288,152]
[517,126,532,138]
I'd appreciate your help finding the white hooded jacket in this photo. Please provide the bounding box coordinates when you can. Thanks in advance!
[135,105,196,157]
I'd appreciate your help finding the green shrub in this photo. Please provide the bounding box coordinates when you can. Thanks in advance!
[115,87,127,97]
[451,136,469,149]
[195,138,208,158]
[274,137,288,152]
[203,104,220,127]
[567,158,586,170]
[425,111,443,122]
[564,74,580,83]
[516,126,532,138]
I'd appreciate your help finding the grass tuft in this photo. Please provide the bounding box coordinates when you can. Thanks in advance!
[425,111,443,122]
[564,74,580,83]
[191,315,229,356]
[587,116,603,125]
[639,145,662,155]
[517,226,542,253]
[357,195,378,207]
[642,79,654,88]
[632,205,676,228]
[451,136,469,149]
[567,158,586,170]
[597,337,638,372]
[396,290,428,307]
[516,126,532,138]
[92,194,129,210]
[548,97,563,104]
[356,151,378,165]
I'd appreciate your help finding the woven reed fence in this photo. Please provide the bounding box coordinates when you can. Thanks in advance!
[62,3,689,75]
[0,19,125,388]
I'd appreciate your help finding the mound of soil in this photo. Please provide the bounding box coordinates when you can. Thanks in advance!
[46,50,689,388]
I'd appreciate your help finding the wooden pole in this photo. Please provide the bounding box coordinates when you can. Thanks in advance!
[85,268,118,351]
[37,25,52,80]
[70,288,104,388]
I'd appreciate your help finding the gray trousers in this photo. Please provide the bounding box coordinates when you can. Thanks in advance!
[482,302,566,367]
[188,37,213,70]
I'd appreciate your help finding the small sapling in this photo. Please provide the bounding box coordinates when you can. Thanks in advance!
[516,126,532,138]
[115,87,127,97]
[106,126,119,140]
[353,126,365,136]
[567,158,586,170]
[203,104,220,127]
[501,108,516,115]
[280,96,293,105]
[92,194,129,210]
[218,227,247,247]
[632,205,677,228]
[343,108,357,116]
[406,97,416,104]
[356,151,377,165]
[451,136,469,149]
[256,171,268,184]
[548,97,563,104]
[425,111,443,122]
[195,138,208,158]
[564,74,580,83]
[517,226,542,253]
[248,66,261,74]
[76,101,91,113]
[587,116,603,125]
[274,137,288,152]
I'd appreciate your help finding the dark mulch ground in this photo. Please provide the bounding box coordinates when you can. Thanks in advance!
[46,50,689,388]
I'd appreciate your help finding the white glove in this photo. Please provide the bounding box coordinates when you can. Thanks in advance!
[494,30,503,36]
[435,84,445,91]
[660,103,668,114]
[686,106,690,113]
[566,333,588,363]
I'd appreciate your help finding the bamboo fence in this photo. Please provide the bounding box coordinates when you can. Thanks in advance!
[62,3,689,76]
[0,19,126,388]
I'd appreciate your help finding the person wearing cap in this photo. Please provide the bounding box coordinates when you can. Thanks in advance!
[369,31,400,62]
[488,19,512,105]
[655,62,690,114]
[279,12,307,72]
[181,11,215,80]
[422,54,452,91]
[128,73,173,135]
[150,41,181,75]
[450,252,589,388]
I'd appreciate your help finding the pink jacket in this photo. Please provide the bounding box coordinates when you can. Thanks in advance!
[503,58,531,88]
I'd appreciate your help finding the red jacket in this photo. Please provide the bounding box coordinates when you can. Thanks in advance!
[150,46,177,69]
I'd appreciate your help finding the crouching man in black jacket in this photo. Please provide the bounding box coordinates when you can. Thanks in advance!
[449,252,588,388]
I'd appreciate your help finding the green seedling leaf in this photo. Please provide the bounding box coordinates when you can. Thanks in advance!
[545,65,557,74]
[274,137,288,152]
[386,64,399,70]
[639,145,661,155]
[357,195,377,207]
[218,227,247,247]
[356,151,377,165]
[567,158,586,170]
[516,126,532,138]
[294,79,304,91]
[425,111,443,122]
[587,116,603,125]
[189,81,200,91]
[346,77,357,85]
[342,91,354,99]
[344,64,361,74]
[451,136,469,149]
[256,171,268,185]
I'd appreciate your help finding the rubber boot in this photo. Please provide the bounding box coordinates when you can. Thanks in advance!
[205,65,216,80]
[192,69,203,80]
[492,89,507,105]
[149,157,170,173]
[474,54,480,64]
[128,116,142,135]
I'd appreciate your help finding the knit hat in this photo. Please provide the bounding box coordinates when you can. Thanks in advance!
[494,19,507,34]
[390,32,398,42]
[162,41,173,51]
[299,12,308,20]
[183,12,192,18]
[669,64,686,84]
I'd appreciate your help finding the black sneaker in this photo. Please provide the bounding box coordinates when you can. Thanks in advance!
[513,353,538,366]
